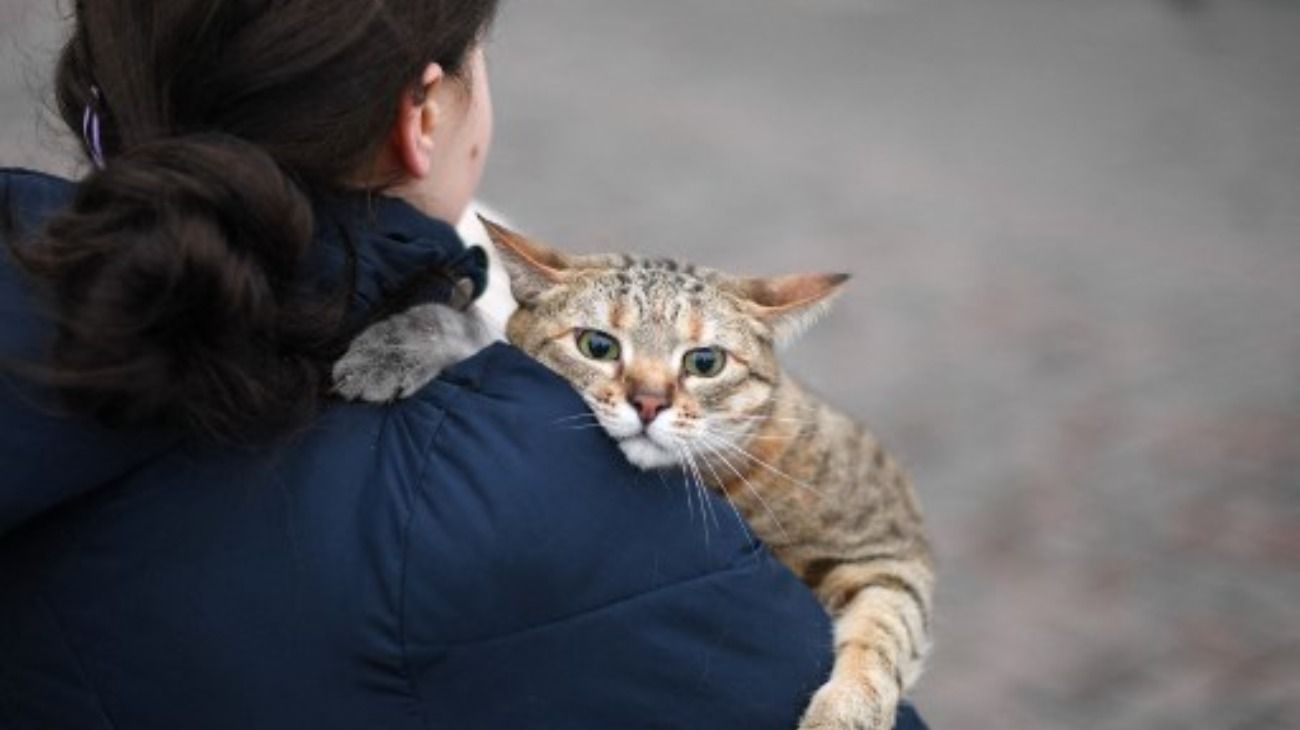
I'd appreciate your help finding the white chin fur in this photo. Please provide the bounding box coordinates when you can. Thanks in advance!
[619,436,681,470]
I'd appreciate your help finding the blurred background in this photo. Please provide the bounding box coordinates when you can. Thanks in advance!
[3,1,1298,728]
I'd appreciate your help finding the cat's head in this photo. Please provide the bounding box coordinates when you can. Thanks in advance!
[482,218,848,471]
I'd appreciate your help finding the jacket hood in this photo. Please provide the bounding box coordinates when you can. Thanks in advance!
[0,168,486,536]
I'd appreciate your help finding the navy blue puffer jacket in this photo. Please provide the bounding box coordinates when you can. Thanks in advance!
[0,169,925,730]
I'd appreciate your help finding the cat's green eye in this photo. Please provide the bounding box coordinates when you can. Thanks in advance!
[683,347,727,378]
[576,329,622,362]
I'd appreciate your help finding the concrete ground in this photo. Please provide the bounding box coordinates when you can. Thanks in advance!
[4,1,1298,728]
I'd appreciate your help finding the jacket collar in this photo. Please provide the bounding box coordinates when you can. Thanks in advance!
[307,190,488,320]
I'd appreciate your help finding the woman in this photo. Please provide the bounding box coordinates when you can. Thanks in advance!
[0,1,926,728]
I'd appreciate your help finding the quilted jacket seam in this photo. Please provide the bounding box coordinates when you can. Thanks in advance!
[439,543,769,651]
[392,348,487,730]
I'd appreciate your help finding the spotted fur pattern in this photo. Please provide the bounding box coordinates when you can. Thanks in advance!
[335,219,934,730]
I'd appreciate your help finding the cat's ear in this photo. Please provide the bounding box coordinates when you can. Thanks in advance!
[478,216,574,304]
[731,273,851,346]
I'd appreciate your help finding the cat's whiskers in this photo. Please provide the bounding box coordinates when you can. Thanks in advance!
[556,409,614,432]
[666,437,714,542]
[706,422,787,443]
[671,441,697,524]
[665,428,759,548]
[653,467,673,497]
[675,431,756,548]
[552,411,601,424]
[679,437,721,538]
[702,429,826,498]
[660,433,703,525]
[695,431,791,543]
[563,423,613,431]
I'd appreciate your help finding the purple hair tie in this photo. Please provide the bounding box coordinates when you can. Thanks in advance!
[81,85,106,169]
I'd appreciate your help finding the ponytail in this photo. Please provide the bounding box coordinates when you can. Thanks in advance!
[13,135,340,440]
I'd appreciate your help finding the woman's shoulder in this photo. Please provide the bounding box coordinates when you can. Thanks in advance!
[382,343,836,727]
[294,339,826,632]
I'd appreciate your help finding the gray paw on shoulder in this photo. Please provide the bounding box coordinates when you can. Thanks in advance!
[332,342,447,402]
[332,303,495,403]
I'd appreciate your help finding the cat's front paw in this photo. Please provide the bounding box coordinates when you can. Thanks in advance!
[332,340,443,403]
[797,678,896,730]
[332,303,493,403]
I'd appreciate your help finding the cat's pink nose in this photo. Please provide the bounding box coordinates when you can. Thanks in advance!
[629,393,670,426]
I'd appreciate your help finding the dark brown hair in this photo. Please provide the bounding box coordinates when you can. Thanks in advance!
[7,0,498,440]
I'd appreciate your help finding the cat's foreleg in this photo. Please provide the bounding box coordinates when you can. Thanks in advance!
[333,303,496,402]
[798,558,934,730]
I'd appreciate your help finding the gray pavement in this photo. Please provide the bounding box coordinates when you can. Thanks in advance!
[4,1,1299,728]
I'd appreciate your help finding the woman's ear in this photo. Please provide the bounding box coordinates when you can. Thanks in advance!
[390,62,446,179]
[730,273,851,346]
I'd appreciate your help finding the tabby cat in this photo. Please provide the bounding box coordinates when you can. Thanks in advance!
[334,219,934,730]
